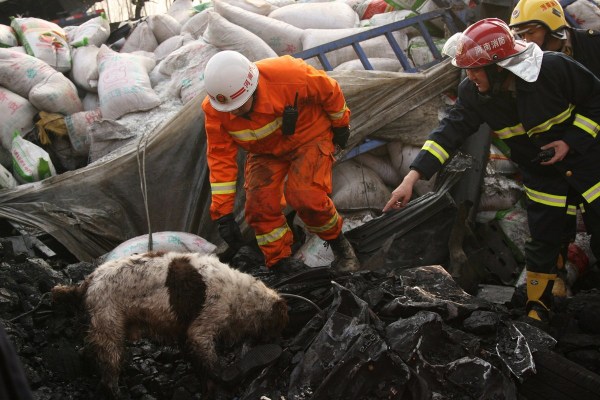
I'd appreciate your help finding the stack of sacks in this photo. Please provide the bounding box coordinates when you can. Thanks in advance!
[0,0,454,187]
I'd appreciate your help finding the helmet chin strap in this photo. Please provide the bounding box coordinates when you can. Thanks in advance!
[483,65,510,96]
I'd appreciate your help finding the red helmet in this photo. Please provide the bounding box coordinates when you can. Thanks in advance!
[451,18,528,68]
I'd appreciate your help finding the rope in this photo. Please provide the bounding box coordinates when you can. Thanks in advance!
[136,132,153,251]
[280,293,322,313]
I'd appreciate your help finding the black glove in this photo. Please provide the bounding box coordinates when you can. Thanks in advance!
[217,214,243,250]
[332,126,350,149]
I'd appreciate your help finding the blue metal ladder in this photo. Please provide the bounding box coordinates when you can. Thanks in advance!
[293,8,466,72]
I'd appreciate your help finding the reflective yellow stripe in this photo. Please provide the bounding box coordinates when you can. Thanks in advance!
[229,118,282,142]
[211,181,236,195]
[566,204,577,215]
[329,103,348,121]
[304,212,339,234]
[527,105,574,136]
[493,123,526,140]
[524,185,566,207]
[256,223,290,246]
[422,140,449,164]
[580,203,586,213]
[573,114,600,138]
[583,181,600,203]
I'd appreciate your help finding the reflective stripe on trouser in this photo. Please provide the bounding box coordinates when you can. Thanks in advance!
[244,139,342,267]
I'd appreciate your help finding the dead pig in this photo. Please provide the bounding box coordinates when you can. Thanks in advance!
[51,251,288,397]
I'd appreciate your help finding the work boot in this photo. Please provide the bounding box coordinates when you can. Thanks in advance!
[525,271,556,323]
[270,257,309,274]
[327,233,360,272]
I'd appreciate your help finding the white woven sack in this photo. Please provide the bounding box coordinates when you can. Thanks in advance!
[302,27,408,69]
[334,57,404,71]
[103,231,217,262]
[0,87,37,150]
[159,39,214,76]
[181,9,212,39]
[0,24,18,48]
[11,133,57,183]
[203,11,277,61]
[169,44,219,104]
[64,108,102,155]
[147,14,182,44]
[214,0,303,55]
[97,45,161,120]
[10,17,71,72]
[168,0,195,25]
[354,152,401,186]
[71,45,100,92]
[223,0,279,15]
[331,159,391,210]
[387,141,435,195]
[29,73,83,115]
[565,0,600,30]
[154,34,194,61]
[268,2,359,29]
[0,49,57,97]
[67,14,110,47]
[120,21,159,53]
[407,36,445,68]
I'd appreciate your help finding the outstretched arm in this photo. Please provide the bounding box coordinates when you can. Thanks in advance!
[383,169,421,212]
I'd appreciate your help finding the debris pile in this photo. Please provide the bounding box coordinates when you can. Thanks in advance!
[1,236,600,399]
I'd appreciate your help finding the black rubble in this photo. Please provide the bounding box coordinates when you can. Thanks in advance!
[1,240,600,400]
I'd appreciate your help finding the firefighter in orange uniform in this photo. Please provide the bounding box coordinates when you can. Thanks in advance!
[202,51,360,273]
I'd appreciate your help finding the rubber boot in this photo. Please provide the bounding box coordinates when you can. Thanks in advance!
[526,271,556,323]
[327,233,360,272]
[270,257,308,274]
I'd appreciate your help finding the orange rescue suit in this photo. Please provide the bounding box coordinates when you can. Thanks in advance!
[202,55,351,267]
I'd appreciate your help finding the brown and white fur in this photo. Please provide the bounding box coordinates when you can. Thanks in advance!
[51,251,288,397]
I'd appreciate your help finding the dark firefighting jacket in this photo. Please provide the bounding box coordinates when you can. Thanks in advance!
[411,52,600,241]
[567,27,600,76]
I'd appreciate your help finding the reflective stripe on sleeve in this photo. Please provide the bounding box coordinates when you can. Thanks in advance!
[256,223,291,246]
[328,103,349,121]
[573,114,600,138]
[228,118,282,142]
[566,204,577,216]
[304,212,339,234]
[583,181,600,204]
[493,123,526,140]
[524,185,566,207]
[422,140,450,164]
[211,181,237,195]
[527,105,574,136]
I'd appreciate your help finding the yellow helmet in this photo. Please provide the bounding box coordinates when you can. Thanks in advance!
[510,0,568,39]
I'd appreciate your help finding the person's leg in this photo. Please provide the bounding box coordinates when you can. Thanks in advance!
[524,192,571,321]
[285,139,359,271]
[244,154,293,267]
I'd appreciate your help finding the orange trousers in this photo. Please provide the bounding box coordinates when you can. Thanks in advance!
[244,139,343,267]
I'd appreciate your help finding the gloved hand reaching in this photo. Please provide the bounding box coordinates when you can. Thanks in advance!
[332,126,350,149]
[217,214,243,250]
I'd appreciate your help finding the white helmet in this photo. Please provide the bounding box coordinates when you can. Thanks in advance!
[204,50,259,112]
